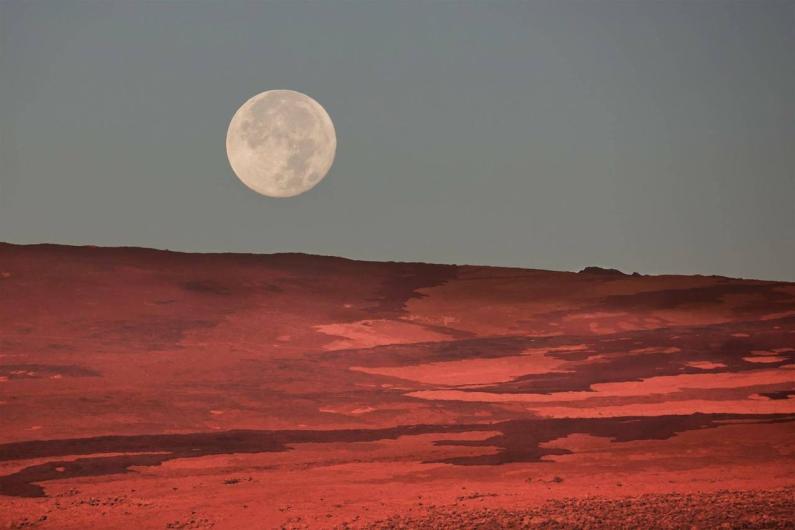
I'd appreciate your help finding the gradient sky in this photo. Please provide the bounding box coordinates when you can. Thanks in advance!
[1,1,793,280]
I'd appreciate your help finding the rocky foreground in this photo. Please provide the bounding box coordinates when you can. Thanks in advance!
[366,489,795,530]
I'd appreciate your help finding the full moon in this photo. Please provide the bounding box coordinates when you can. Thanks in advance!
[226,90,336,198]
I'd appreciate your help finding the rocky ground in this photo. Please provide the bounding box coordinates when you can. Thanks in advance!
[365,488,795,529]
[1,243,793,528]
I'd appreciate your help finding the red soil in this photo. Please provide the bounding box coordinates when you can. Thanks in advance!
[0,243,793,528]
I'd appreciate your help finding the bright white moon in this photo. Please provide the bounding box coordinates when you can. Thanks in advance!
[226,90,336,198]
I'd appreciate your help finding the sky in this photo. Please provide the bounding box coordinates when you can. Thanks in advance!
[1,1,793,281]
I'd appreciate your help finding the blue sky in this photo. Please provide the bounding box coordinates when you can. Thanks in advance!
[1,1,793,280]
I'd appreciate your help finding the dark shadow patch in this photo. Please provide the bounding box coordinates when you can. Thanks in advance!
[368,263,458,319]
[471,317,795,394]
[760,390,795,400]
[327,316,795,395]
[429,414,794,465]
[182,280,233,296]
[0,414,792,498]
[597,283,795,316]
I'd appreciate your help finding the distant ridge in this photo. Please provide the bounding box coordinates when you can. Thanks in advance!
[0,242,786,282]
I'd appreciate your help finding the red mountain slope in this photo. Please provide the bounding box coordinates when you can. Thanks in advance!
[1,243,793,528]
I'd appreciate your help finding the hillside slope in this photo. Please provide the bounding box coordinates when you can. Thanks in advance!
[1,243,794,528]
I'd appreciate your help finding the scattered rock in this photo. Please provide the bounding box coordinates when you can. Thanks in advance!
[363,488,795,529]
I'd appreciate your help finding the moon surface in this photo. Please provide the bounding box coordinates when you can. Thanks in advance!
[226,90,336,198]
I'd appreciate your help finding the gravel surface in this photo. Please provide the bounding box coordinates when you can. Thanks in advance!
[362,488,795,529]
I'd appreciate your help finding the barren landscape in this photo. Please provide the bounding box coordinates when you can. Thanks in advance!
[1,243,794,528]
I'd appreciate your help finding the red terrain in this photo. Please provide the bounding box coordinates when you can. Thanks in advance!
[0,243,793,529]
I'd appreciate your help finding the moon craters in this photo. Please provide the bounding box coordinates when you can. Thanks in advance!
[226,90,336,198]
